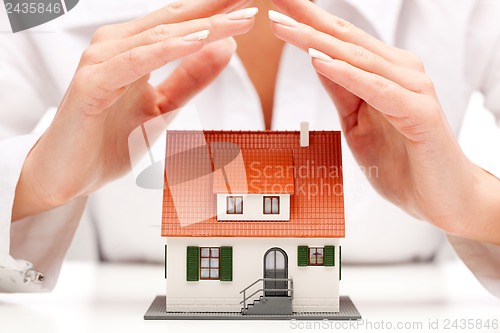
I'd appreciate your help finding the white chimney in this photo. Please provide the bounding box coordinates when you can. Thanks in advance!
[300,121,309,147]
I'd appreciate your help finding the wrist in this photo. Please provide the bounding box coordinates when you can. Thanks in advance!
[445,162,500,245]
[12,140,73,221]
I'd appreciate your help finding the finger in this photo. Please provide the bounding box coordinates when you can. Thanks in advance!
[269,3,423,70]
[156,38,236,113]
[104,0,254,40]
[85,8,257,64]
[269,18,433,94]
[309,55,437,140]
[78,32,209,111]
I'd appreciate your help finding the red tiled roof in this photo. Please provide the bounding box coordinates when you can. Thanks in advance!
[212,149,294,194]
[162,131,345,238]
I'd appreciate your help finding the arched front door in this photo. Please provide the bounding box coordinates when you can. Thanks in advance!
[263,248,288,297]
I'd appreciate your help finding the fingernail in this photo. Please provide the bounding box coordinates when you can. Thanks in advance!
[309,48,334,63]
[226,7,259,20]
[182,30,210,42]
[268,10,298,27]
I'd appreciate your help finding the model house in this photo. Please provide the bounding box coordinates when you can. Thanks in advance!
[160,125,345,316]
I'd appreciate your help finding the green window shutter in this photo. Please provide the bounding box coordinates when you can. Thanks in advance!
[186,246,199,281]
[219,246,233,281]
[339,246,342,280]
[297,246,309,267]
[164,245,167,279]
[324,245,335,267]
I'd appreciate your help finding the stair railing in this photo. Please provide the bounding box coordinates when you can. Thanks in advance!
[239,278,294,309]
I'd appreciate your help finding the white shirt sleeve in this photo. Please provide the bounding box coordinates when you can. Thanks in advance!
[0,120,88,292]
[450,0,500,299]
[448,236,500,298]
[467,0,500,126]
[482,36,500,127]
[0,11,87,292]
[0,134,45,292]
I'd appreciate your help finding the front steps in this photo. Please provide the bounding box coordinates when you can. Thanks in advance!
[243,296,293,315]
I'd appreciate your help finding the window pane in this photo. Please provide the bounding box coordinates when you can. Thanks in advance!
[200,269,210,279]
[210,269,219,279]
[272,197,279,214]
[264,198,271,214]
[201,248,210,257]
[211,248,219,257]
[317,248,324,264]
[227,197,235,214]
[309,248,317,265]
[275,251,285,270]
[265,251,275,269]
[235,197,243,214]
[211,258,219,268]
[201,258,210,268]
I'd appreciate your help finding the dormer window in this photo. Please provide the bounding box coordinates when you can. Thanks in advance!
[213,149,293,222]
[263,196,280,215]
[227,196,243,214]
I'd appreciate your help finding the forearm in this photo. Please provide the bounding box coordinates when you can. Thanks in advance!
[406,129,500,246]
[455,164,500,245]
[12,143,63,222]
[435,156,500,246]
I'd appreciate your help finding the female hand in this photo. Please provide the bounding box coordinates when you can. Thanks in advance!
[12,0,258,220]
[269,0,500,244]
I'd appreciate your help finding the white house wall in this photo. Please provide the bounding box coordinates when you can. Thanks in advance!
[216,194,290,221]
[165,237,340,313]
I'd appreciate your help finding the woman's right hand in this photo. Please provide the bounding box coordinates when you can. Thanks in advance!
[12,0,257,221]
[270,0,500,245]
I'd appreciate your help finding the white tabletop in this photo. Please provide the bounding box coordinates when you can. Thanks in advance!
[1,260,499,333]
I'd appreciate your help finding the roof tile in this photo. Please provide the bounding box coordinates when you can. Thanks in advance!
[162,131,345,238]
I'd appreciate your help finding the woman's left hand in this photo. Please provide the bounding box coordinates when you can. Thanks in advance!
[269,0,500,245]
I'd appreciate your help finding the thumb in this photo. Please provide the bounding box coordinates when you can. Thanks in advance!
[155,37,237,113]
[318,73,361,133]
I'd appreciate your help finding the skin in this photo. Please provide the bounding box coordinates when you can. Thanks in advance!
[12,0,500,246]
[235,0,284,129]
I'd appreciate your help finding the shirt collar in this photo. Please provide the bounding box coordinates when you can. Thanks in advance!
[316,0,404,45]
